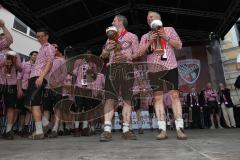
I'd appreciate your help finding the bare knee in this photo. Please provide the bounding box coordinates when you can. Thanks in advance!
[170,90,179,100]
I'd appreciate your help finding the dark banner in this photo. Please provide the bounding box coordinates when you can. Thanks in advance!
[176,42,225,92]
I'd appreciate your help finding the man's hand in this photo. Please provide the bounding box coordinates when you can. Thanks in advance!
[157,29,168,41]
[149,32,158,44]
[0,20,5,28]
[17,89,24,98]
[100,51,110,59]
[35,76,44,88]
[105,40,117,51]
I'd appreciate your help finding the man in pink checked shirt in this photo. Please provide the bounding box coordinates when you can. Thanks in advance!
[204,82,223,129]
[100,15,139,142]
[73,59,105,136]
[16,51,38,137]
[25,29,55,140]
[0,19,22,140]
[41,43,66,136]
[138,11,187,140]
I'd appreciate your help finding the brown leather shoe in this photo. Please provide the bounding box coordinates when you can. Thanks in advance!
[43,124,51,136]
[176,128,187,140]
[28,132,44,140]
[100,131,112,142]
[122,131,137,140]
[156,129,168,140]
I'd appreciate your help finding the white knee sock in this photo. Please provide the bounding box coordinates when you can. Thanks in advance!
[175,118,184,130]
[104,121,112,132]
[157,121,166,131]
[35,121,43,134]
[123,123,130,133]
[83,121,88,129]
[74,121,80,129]
[52,122,59,132]
[59,123,64,131]
[6,124,13,133]
[42,116,49,127]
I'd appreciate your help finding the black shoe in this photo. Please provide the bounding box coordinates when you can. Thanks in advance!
[58,130,64,136]
[2,131,14,140]
[48,131,58,138]
[20,126,30,137]
[73,128,81,137]
[81,128,90,136]
[63,129,71,136]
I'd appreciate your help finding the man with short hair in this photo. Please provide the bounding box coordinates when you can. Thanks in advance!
[218,83,236,128]
[41,43,65,136]
[16,51,38,137]
[138,11,187,140]
[100,14,139,141]
[25,29,55,139]
[204,82,223,129]
[0,19,22,140]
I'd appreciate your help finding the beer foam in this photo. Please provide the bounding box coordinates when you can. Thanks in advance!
[106,26,118,33]
[150,20,163,29]
[6,50,17,56]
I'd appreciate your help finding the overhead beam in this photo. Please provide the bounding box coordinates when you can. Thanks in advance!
[56,4,131,36]
[96,0,118,7]
[135,4,224,19]
[35,0,82,18]
[1,0,66,47]
[215,0,240,38]
[80,0,93,17]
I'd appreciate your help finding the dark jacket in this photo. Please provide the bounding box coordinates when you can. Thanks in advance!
[218,88,234,108]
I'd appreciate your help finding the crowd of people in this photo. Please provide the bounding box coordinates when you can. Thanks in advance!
[0,11,239,142]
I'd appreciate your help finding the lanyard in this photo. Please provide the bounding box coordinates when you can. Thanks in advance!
[118,29,127,42]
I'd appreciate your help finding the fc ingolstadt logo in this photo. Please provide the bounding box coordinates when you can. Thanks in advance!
[178,59,201,84]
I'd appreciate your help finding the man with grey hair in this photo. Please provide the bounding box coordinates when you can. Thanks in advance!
[100,14,139,141]
[138,11,187,140]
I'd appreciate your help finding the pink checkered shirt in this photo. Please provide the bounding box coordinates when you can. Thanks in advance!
[73,60,105,92]
[0,37,11,51]
[62,74,73,96]
[0,51,22,85]
[17,61,33,90]
[147,96,153,106]
[205,89,218,102]
[140,27,182,72]
[105,31,139,65]
[46,56,65,88]
[30,42,55,78]
[89,73,105,97]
